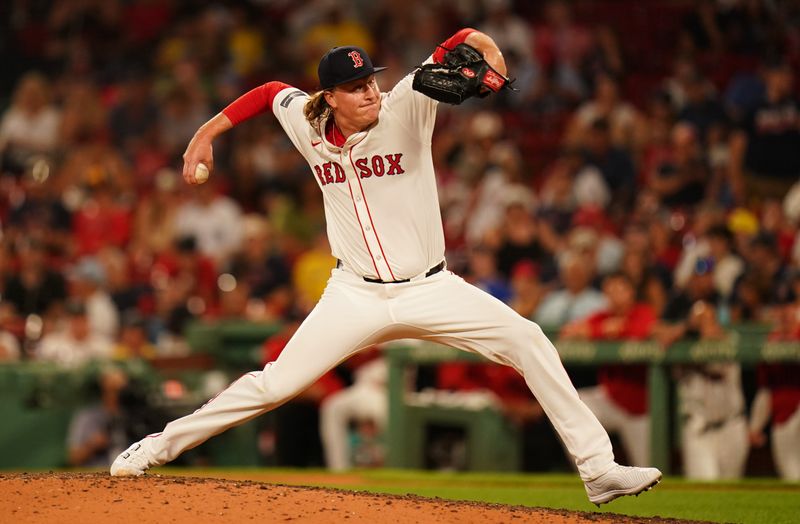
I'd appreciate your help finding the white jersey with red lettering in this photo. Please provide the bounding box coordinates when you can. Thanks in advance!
[113,31,625,485]
[274,71,442,281]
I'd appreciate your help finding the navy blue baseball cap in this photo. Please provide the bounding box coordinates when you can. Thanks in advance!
[318,46,386,90]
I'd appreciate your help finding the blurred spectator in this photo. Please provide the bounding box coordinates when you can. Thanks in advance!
[568,206,625,277]
[465,245,511,303]
[72,181,132,257]
[6,169,72,255]
[580,118,637,213]
[174,176,244,267]
[36,300,112,367]
[215,279,252,320]
[535,0,594,101]
[3,238,67,319]
[58,126,133,197]
[157,67,213,157]
[561,272,656,466]
[59,79,109,147]
[653,258,723,347]
[108,74,159,157]
[320,348,387,471]
[705,224,745,300]
[565,71,644,153]
[674,224,744,301]
[292,232,336,315]
[619,248,669,316]
[730,233,789,322]
[639,90,677,187]
[493,200,558,283]
[227,214,291,305]
[0,72,61,175]
[112,311,157,361]
[465,140,533,247]
[478,0,536,71]
[726,206,760,256]
[783,179,800,229]
[663,55,702,113]
[67,256,120,342]
[152,235,218,330]
[66,366,130,468]
[132,168,182,256]
[729,59,800,203]
[645,123,710,209]
[96,247,145,320]
[226,4,267,81]
[299,2,374,85]
[508,260,547,319]
[539,148,610,216]
[229,121,303,210]
[676,72,727,145]
[760,198,797,264]
[533,250,606,327]
[0,329,21,362]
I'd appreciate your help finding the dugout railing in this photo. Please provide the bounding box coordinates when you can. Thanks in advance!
[385,325,800,474]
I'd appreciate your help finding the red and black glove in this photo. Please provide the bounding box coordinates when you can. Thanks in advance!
[413,43,513,105]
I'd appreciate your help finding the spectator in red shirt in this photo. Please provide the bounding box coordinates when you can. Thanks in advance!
[73,181,132,256]
[561,271,656,466]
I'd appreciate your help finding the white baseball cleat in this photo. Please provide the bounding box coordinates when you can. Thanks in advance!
[584,464,662,505]
[110,440,153,477]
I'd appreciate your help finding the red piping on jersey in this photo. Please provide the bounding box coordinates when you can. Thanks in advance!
[349,146,397,281]
[222,81,292,125]
[325,118,347,147]
[347,182,382,279]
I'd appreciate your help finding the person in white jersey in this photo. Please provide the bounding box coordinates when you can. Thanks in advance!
[111,28,661,505]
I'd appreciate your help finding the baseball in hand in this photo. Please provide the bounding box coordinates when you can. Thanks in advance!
[195,163,210,184]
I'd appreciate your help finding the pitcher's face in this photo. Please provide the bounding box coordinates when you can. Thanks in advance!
[325,75,381,129]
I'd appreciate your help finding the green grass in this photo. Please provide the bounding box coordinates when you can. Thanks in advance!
[156,468,800,524]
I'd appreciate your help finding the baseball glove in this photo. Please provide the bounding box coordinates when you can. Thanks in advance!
[412,43,512,105]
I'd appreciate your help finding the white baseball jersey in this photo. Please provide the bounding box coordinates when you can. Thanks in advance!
[271,72,443,281]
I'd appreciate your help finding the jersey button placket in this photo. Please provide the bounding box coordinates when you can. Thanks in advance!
[343,145,389,280]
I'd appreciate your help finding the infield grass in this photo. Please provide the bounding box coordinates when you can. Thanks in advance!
[155,468,800,524]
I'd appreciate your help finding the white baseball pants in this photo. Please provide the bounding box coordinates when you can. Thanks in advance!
[773,407,800,481]
[142,268,616,480]
[579,386,650,467]
[681,415,748,480]
[320,358,388,471]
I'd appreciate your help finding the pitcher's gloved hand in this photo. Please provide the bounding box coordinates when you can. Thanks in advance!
[412,43,513,105]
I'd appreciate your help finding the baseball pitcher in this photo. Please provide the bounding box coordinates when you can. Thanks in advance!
[111,28,661,505]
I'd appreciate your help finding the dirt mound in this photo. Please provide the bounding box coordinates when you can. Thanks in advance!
[0,472,697,523]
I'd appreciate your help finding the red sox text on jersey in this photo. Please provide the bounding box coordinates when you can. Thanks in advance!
[314,154,405,186]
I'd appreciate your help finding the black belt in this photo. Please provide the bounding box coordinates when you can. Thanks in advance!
[337,260,445,284]
[683,412,745,434]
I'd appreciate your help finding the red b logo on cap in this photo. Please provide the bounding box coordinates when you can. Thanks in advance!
[348,50,364,68]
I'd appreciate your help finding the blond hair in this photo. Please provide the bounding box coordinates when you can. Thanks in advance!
[303,90,332,128]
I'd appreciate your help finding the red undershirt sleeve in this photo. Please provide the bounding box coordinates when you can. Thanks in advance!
[221,81,293,125]
[433,28,478,64]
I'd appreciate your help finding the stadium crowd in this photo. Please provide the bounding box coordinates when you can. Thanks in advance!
[0,0,798,479]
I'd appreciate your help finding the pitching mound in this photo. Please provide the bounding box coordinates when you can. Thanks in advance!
[1,472,698,523]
